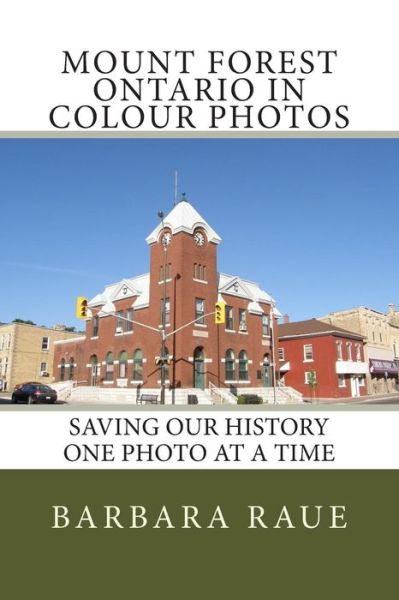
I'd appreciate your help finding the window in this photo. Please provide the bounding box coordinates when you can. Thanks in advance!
[194,264,207,281]
[69,358,74,380]
[160,263,172,281]
[126,308,133,333]
[239,309,247,332]
[305,371,317,385]
[195,298,205,324]
[338,375,346,388]
[92,316,99,337]
[303,344,313,361]
[41,336,49,351]
[225,349,235,381]
[40,362,47,372]
[262,314,269,336]
[225,306,234,330]
[238,350,249,381]
[355,344,361,361]
[115,311,124,333]
[118,351,128,378]
[0,336,3,350]
[133,349,144,381]
[346,343,352,361]
[161,298,170,326]
[278,348,285,361]
[358,375,365,387]
[60,359,65,382]
[105,352,114,381]
[6,334,11,349]
[336,342,343,360]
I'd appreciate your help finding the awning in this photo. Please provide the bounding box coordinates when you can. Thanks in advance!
[369,359,398,376]
[279,362,290,372]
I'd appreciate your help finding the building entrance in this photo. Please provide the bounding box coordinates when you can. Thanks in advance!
[193,347,205,389]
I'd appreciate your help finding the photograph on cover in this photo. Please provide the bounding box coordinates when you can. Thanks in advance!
[0,138,398,406]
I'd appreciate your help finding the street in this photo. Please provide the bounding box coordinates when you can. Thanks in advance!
[1,393,399,405]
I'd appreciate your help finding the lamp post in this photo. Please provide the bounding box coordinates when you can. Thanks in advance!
[270,307,277,405]
[158,210,167,405]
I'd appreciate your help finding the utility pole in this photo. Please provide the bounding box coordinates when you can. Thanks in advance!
[158,210,168,405]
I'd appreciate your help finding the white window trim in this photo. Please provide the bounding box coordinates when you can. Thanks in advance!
[303,344,314,362]
[193,278,208,284]
[304,371,316,384]
[338,375,346,388]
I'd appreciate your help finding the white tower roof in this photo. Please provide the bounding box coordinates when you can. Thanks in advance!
[145,199,222,245]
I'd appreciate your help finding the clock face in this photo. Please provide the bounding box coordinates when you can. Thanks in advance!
[194,232,205,246]
[162,232,172,246]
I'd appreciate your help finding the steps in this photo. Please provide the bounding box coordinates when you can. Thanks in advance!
[53,382,303,405]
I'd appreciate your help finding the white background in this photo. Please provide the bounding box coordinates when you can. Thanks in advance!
[0,411,397,469]
[0,0,398,131]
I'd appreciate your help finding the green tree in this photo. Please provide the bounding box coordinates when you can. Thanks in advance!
[307,369,318,402]
[12,318,36,326]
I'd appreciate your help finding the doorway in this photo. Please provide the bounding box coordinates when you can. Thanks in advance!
[263,354,272,387]
[350,376,360,397]
[90,355,99,386]
[193,347,205,389]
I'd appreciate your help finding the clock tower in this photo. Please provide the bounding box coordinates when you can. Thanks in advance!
[145,196,222,388]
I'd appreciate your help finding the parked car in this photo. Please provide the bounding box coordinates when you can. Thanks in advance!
[11,383,57,404]
[14,381,42,391]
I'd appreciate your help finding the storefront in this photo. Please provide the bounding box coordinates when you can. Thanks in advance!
[369,359,399,393]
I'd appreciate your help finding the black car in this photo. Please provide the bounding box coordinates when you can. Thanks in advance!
[11,383,57,404]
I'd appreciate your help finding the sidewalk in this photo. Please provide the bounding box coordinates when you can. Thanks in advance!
[305,392,399,405]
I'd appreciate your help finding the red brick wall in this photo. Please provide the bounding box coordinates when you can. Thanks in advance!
[278,334,366,399]
[53,227,277,390]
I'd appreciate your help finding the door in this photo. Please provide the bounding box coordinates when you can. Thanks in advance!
[90,356,98,386]
[263,356,272,387]
[351,376,359,397]
[193,347,205,389]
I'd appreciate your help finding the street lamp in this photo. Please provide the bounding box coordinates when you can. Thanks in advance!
[158,210,167,405]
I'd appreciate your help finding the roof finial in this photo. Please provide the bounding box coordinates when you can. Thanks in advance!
[180,192,187,202]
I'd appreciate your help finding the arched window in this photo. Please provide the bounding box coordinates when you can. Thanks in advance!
[69,357,75,381]
[238,350,248,381]
[119,351,128,378]
[105,352,114,381]
[133,349,144,381]
[225,349,235,381]
[60,359,65,382]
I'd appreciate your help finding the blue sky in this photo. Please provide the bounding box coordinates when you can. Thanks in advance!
[0,138,397,329]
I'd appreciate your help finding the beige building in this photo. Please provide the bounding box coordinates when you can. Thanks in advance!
[319,305,399,394]
[0,322,81,392]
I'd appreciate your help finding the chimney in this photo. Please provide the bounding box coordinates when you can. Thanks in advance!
[388,304,396,314]
[283,314,290,324]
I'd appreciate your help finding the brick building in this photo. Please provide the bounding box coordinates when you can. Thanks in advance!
[0,322,81,391]
[278,319,368,400]
[319,306,399,394]
[53,199,282,403]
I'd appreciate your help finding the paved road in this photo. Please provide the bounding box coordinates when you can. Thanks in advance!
[0,394,66,405]
[1,393,399,405]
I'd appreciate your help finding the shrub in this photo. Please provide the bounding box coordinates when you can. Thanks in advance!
[237,394,263,405]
